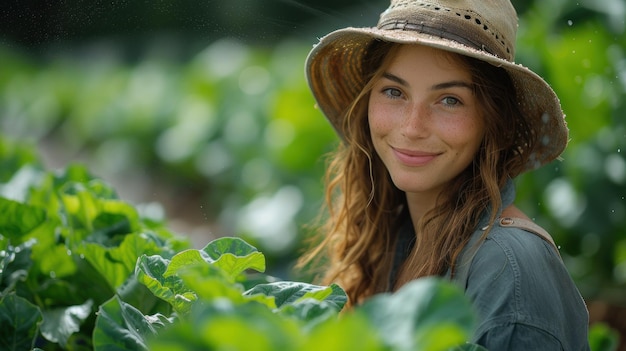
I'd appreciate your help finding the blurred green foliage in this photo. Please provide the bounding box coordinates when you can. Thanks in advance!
[512,1,626,306]
[0,0,624,313]
[0,37,338,275]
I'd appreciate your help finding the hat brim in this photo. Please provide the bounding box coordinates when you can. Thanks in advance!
[305,27,568,172]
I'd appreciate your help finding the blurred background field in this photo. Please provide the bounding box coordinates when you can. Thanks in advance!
[1,0,625,347]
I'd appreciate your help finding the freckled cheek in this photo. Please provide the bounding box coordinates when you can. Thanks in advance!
[440,119,485,151]
[440,123,471,140]
[367,106,392,135]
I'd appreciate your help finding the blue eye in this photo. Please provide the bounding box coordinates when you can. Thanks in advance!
[382,88,403,99]
[441,96,461,106]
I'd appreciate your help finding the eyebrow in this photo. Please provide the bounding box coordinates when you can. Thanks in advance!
[381,72,473,91]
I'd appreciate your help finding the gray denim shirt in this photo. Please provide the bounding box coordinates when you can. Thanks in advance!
[392,180,590,350]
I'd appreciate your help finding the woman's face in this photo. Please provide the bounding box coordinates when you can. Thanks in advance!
[368,44,485,200]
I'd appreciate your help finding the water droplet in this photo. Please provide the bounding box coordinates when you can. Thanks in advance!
[567,20,573,26]
[50,271,56,279]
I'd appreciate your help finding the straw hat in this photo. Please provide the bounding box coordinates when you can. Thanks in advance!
[305,0,568,172]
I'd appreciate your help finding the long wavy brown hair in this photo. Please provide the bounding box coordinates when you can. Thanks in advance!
[298,41,535,308]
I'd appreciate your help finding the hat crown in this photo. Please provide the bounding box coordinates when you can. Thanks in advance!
[378,0,518,61]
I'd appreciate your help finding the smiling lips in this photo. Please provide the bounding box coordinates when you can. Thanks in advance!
[392,147,441,166]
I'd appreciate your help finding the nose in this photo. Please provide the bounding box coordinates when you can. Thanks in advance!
[401,102,430,138]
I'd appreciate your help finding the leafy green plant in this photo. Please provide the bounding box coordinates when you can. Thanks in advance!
[0,137,490,351]
[0,159,189,350]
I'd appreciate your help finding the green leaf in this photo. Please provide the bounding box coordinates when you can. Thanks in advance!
[213,252,266,279]
[201,236,261,260]
[274,284,346,329]
[0,197,46,240]
[22,246,115,309]
[298,283,347,310]
[242,291,277,309]
[300,313,383,351]
[239,272,281,290]
[244,281,347,311]
[176,263,248,304]
[148,299,302,351]
[0,293,43,351]
[39,299,93,347]
[135,254,195,314]
[197,237,266,279]
[60,183,100,233]
[59,176,134,247]
[116,274,171,316]
[148,249,260,308]
[357,277,477,351]
[0,239,35,294]
[278,298,340,330]
[135,254,171,296]
[163,249,208,277]
[90,212,133,245]
[35,235,77,279]
[93,295,156,351]
[77,232,164,289]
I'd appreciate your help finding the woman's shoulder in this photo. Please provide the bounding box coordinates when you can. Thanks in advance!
[471,219,573,298]
[484,219,560,261]
[459,216,563,285]
[464,220,590,350]
[467,221,565,298]
[488,205,560,256]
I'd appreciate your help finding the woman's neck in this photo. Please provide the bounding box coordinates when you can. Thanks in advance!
[405,190,441,229]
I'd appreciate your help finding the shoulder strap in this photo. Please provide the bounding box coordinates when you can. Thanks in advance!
[497,217,561,258]
[452,215,561,289]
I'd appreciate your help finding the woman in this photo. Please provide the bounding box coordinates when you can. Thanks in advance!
[299,0,590,349]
